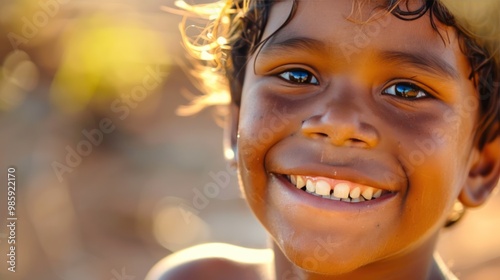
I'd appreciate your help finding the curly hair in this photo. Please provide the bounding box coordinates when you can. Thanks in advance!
[174,0,499,148]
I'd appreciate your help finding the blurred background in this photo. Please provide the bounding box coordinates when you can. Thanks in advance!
[0,0,498,279]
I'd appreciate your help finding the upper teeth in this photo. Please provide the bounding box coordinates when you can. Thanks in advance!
[289,175,386,202]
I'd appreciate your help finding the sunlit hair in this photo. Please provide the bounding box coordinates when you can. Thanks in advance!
[172,0,499,148]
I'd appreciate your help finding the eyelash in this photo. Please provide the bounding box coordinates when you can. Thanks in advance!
[278,69,319,85]
[382,82,429,99]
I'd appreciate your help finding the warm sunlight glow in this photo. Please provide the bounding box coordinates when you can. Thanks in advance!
[50,14,170,114]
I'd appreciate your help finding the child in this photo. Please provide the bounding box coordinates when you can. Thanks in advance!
[147,0,500,279]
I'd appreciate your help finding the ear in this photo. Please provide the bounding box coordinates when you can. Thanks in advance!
[223,102,240,165]
[459,135,500,207]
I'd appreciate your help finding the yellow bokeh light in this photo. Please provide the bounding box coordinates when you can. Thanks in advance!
[50,13,171,114]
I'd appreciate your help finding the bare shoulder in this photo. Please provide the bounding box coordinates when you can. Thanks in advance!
[145,243,274,280]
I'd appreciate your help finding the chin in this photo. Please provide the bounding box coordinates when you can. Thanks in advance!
[267,218,389,276]
[277,236,373,276]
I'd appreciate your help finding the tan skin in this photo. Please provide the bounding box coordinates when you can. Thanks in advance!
[148,1,500,279]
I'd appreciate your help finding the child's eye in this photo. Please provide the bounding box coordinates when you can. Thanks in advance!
[383,82,428,99]
[279,69,319,85]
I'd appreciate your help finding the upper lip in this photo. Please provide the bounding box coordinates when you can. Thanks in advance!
[265,140,406,193]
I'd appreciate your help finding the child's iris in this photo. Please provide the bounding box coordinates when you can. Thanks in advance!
[279,69,319,85]
[383,82,428,99]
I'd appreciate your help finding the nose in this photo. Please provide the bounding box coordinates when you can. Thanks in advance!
[301,85,379,149]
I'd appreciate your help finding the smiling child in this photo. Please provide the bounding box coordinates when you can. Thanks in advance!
[147,0,500,279]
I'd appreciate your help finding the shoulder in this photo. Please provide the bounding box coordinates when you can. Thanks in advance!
[145,243,274,280]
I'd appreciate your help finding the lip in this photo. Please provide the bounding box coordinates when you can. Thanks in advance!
[275,164,400,193]
[265,139,406,193]
[271,173,399,212]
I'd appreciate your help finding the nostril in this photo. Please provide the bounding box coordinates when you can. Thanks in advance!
[301,115,379,148]
[307,132,329,140]
[310,133,366,147]
[347,138,369,148]
[349,138,363,143]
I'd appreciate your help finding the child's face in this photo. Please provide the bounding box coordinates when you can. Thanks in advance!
[234,0,480,275]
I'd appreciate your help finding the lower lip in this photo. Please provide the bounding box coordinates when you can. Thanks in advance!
[271,174,398,213]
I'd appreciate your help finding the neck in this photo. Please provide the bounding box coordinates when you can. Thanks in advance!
[272,234,447,280]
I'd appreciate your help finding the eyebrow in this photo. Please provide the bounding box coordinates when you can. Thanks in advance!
[379,50,460,80]
[259,36,328,58]
[259,36,460,80]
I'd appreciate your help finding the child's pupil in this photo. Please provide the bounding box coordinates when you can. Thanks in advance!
[289,70,310,83]
[396,83,419,98]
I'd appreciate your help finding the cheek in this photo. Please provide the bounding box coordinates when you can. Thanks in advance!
[236,85,298,214]
[394,110,474,232]
[238,102,289,167]
[237,78,303,168]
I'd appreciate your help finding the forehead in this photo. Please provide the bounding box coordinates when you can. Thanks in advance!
[260,0,470,79]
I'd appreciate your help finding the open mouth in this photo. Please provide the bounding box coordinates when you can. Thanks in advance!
[285,174,393,203]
